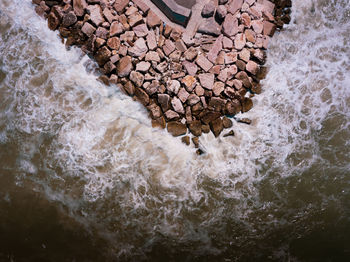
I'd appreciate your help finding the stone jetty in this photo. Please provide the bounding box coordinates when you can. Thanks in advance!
[33,0,292,143]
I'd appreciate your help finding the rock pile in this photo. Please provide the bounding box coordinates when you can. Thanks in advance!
[33,0,292,140]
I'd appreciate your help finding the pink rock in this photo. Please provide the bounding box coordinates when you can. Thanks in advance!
[175,39,187,52]
[171,97,185,114]
[199,73,215,90]
[133,0,150,13]
[163,39,175,56]
[145,51,160,62]
[257,0,275,14]
[178,88,190,103]
[224,51,237,64]
[213,82,225,96]
[182,61,198,76]
[113,0,129,13]
[251,20,264,34]
[222,36,233,49]
[195,85,205,96]
[246,60,259,75]
[136,61,151,72]
[187,94,200,106]
[263,21,276,36]
[110,21,124,36]
[87,5,104,26]
[103,8,117,24]
[165,110,180,120]
[133,23,149,37]
[222,14,239,37]
[228,0,244,14]
[218,68,229,82]
[117,56,133,77]
[207,35,223,63]
[167,80,180,95]
[128,38,148,57]
[196,55,213,72]
[81,22,96,37]
[146,30,157,51]
[234,33,246,50]
[241,13,251,27]
[73,0,87,17]
[147,11,161,28]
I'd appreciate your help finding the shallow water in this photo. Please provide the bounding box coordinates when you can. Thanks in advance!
[0,0,349,261]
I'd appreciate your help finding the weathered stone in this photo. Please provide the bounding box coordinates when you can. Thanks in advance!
[145,51,160,62]
[128,13,143,27]
[222,36,233,49]
[133,23,149,37]
[198,17,221,36]
[245,29,256,43]
[234,33,246,50]
[258,0,275,14]
[236,71,252,88]
[164,110,179,120]
[123,81,135,95]
[223,130,235,137]
[156,61,168,73]
[48,12,60,31]
[167,80,180,95]
[128,38,148,57]
[94,27,107,39]
[163,39,175,56]
[170,28,182,41]
[62,11,77,27]
[241,12,251,27]
[181,136,190,145]
[223,117,233,128]
[198,73,214,90]
[184,47,198,61]
[222,14,238,37]
[104,61,116,74]
[87,5,104,26]
[213,82,225,96]
[95,46,111,66]
[81,22,96,36]
[207,35,223,63]
[113,0,129,13]
[225,99,241,115]
[152,116,166,129]
[117,56,133,77]
[106,37,120,50]
[196,55,213,72]
[242,97,253,112]
[110,21,124,36]
[146,11,161,28]
[148,103,162,119]
[246,60,259,75]
[263,21,276,36]
[95,37,105,49]
[251,20,263,34]
[130,71,145,87]
[182,61,198,76]
[202,2,216,17]
[224,51,237,64]
[237,118,252,124]
[103,8,117,24]
[169,50,182,62]
[210,118,224,137]
[189,120,202,136]
[146,30,157,50]
[133,0,150,13]
[171,97,185,114]
[195,85,205,96]
[167,122,187,136]
[73,0,87,17]
[187,94,200,106]
[209,97,226,112]
[136,61,151,72]
[158,93,171,112]
[181,75,196,91]
[216,5,227,20]
[178,88,190,103]
[135,87,150,106]
[175,39,187,52]
[125,6,138,16]
[228,0,244,14]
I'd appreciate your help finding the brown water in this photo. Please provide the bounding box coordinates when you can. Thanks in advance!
[0,0,349,261]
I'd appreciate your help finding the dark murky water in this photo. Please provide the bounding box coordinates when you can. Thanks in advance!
[0,0,349,261]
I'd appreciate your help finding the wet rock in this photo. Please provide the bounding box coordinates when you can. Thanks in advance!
[117,56,133,77]
[200,111,221,124]
[167,122,187,136]
[209,97,226,112]
[242,97,253,112]
[210,118,224,137]
[189,120,202,136]
[246,60,259,75]
[95,46,111,66]
[62,11,77,27]
[135,87,149,106]
[192,137,199,148]
[199,73,214,90]
[202,2,216,17]
[123,80,135,95]
[225,100,241,116]
[181,136,190,145]
[223,117,233,128]
[48,12,60,31]
[223,130,235,137]
[165,110,180,120]
[152,116,166,129]
[237,118,252,124]
[158,93,171,112]
[148,103,162,119]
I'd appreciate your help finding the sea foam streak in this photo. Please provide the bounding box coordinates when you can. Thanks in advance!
[0,0,349,259]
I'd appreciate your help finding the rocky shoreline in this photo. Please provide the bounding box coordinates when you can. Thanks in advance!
[33,0,292,146]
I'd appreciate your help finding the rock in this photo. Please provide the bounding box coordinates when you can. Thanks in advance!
[163,39,175,56]
[110,21,124,36]
[178,88,190,103]
[207,35,223,63]
[210,118,224,137]
[222,36,233,49]
[133,23,149,37]
[216,5,227,20]
[213,82,225,96]
[128,13,143,27]
[175,39,187,52]
[195,85,205,96]
[73,0,87,17]
[209,97,226,112]
[136,61,151,72]
[94,46,111,66]
[165,110,180,120]
[237,118,252,124]
[196,55,213,72]
[246,60,259,75]
[128,38,148,57]
[113,0,129,13]
[158,94,171,112]
[189,120,202,136]
[123,81,135,95]
[187,94,200,106]
[223,117,233,128]
[202,2,216,17]
[156,61,168,73]
[152,116,166,129]
[222,14,238,37]
[87,5,104,26]
[147,11,161,28]
[198,73,214,90]
[104,61,116,74]
[251,20,263,34]
[219,0,228,4]
[181,136,190,145]
[241,12,251,27]
[225,100,241,115]
[234,33,246,50]
[181,75,196,90]
[182,61,198,76]
[117,56,133,77]
[263,21,276,36]
[167,80,180,95]
[48,12,60,31]
[146,31,157,50]
[81,22,96,36]
[258,0,275,14]
[130,71,144,87]
[148,103,162,119]
[167,122,187,136]
[135,87,150,106]
[201,124,210,133]
[103,8,117,24]
[242,97,253,112]
[95,27,108,39]
[184,47,198,61]
[133,0,150,13]
[228,0,244,14]
[245,29,256,43]
[171,97,184,114]
[224,51,237,64]
[223,130,235,137]
[107,37,120,50]
[62,11,77,27]
[169,50,182,62]
[198,17,221,36]
[236,71,252,88]
[170,28,182,41]
[239,48,250,62]
[144,53,159,65]
[95,38,106,49]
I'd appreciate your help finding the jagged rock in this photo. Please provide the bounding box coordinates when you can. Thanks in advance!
[48,12,60,31]
[181,75,196,90]
[209,97,226,112]
[136,61,151,72]
[175,39,187,52]
[129,38,148,57]
[241,12,251,27]
[128,13,143,27]
[202,2,216,17]
[165,110,180,120]
[113,0,129,13]
[171,97,184,114]
[146,31,157,50]
[73,0,87,17]
[198,17,221,36]
[228,0,244,14]
[87,5,104,26]
[246,60,259,75]
[237,118,252,124]
[216,5,227,20]
[200,111,221,124]
[178,88,190,103]
[184,47,198,61]
[251,20,263,34]
[210,118,224,137]
[213,82,225,96]
[181,136,190,145]
[263,21,276,36]
[187,94,200,106]
[207,35,223,63]
[148,103,162,119]
[223,117,233,128]
[189,120,202,136]
[196,55,213,72]
[62,11,77,27]
[158,94,171,112]
[234,33,246,50]
[222,13,238,37]
[103,8,117,24]
[107,37,120,50]
[182,61,198,76]
[95,46,111,66]
[163,39,175,56]
[117,56,133,77]
[167,122,187,136]
[110,21,124,36]
[242,97,253,112]
[123,81,135,95]
[223,130,235,137]
[133,23,149,37]
[198,73,214,90]
[130,71,144,87]
[135,87,149,106]
[145,51,160,62]
[147,11,161,28]
[95,27,108,39]
[81,22,96,36]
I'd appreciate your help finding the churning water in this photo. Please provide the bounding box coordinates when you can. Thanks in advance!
[0,0,349,261]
